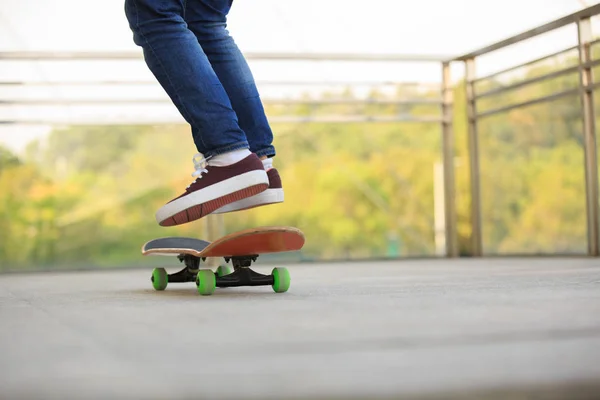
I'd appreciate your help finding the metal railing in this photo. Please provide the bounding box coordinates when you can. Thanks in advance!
[0,50,454,258]
[451,3,600,257]
[0,51,447,125]
[0,51,446,124]
[1,4,600,258]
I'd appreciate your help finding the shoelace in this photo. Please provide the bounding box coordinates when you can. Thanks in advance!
[186,153,211,189]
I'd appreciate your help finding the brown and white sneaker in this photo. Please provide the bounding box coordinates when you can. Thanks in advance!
[155,152,268,226]
[211,161,284,214]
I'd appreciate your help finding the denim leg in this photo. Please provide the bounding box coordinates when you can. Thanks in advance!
[184,0,276,158]
[124,0,249,158]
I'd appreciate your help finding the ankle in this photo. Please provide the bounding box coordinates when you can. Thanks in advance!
[261,157,273,171]
[208,149,251,167]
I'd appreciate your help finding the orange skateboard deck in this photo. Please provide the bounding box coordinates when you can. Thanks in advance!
[142,226,304,258]
[141,226,305,295]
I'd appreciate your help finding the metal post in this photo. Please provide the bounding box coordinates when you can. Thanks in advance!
[205,215,221,267]
[215,213,225,238]
[441,62,458,257]
[465,58,483,256]
[577,17,600,256]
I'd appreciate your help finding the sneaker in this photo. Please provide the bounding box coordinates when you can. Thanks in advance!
[211,166,284,214]
[155,153,268,226]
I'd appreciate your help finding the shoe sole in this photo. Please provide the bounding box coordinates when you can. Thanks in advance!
[212,188,284,214]
[156,170,268,227]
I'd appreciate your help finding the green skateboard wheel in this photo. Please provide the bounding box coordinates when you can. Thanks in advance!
[196,269,216,296]
[151,268,168,291]
[271,267,291,293]
[216,265,232,277]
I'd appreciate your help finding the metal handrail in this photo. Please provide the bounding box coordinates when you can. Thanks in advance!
[0,79,441,87]
[0,51,451,62]
[0,115,443,125]
[451,3,600,61]
[1,4,599,66]
[0,98,441,105]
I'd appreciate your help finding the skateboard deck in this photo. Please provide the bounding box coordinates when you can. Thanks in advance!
[142,226,304,258]
[141,226,305,295]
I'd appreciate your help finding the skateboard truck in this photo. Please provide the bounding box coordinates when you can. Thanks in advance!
[214,255,275,288]
[151,254,200,284]
[150,253,280,293]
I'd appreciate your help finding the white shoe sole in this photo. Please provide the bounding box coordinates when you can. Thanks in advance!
[212,188,284,214]
[155,169,268,224]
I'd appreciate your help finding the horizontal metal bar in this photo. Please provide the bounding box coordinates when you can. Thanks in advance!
[452,3,600,61]
[0,98,441,106]
[472,44,579,83]
[473,38,600,84]
[476,82,600,118]
[271,115,442,123]
[0,115,442,125]
[477,88,578,118]
[475,59,600,99]
[0,51,450,62]
[0,79,441,87]
[0,99,169,105]
[272,98,441,105]
[256,53,451,62]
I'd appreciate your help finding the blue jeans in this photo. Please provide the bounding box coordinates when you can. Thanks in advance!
[124,0,275,159]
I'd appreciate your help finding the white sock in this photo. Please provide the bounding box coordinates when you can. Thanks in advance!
[262,157,273,170]
[208,149,251,167]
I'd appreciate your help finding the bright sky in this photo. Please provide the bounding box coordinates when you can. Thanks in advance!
[0,0,595,153]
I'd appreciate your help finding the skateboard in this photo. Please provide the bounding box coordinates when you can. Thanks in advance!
[141,226,305,295]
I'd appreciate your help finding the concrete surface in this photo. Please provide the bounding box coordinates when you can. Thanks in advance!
[1,257,600,400]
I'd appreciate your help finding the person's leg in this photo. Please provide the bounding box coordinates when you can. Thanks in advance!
[184,0,275,158]
[125,0,245,156]
[184,0,283,214]
[124,0,268,226]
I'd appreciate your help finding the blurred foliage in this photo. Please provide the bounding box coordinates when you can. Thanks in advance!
[0,48,597,270]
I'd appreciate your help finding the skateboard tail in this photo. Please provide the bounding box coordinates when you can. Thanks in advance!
[203,229,305,257]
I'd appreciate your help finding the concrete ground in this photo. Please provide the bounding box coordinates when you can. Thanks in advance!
[1,257,600,400]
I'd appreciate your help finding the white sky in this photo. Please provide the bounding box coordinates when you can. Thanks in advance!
[0,0,595,153]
